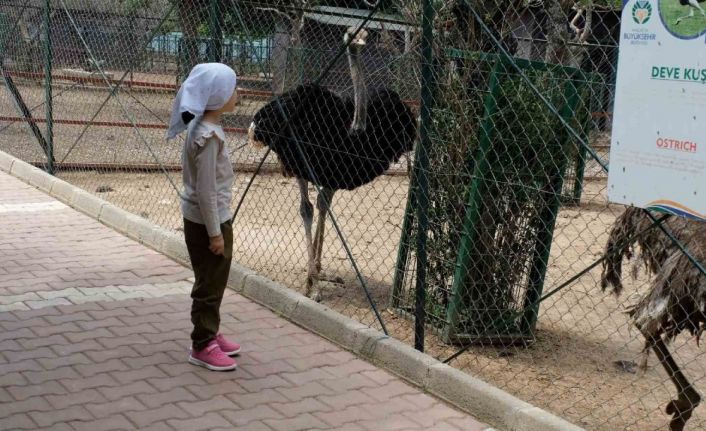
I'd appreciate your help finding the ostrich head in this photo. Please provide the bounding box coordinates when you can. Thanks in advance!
[343,26,368,47]
[248,93,294,150]
[248,103,276,150]
[344,27,369,133]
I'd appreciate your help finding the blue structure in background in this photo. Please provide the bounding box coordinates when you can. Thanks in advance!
[148,32,272,71]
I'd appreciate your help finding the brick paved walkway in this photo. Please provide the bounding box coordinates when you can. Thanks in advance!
[0,171,490,431]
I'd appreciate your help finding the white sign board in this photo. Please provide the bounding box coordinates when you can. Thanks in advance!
[609,0,706,220]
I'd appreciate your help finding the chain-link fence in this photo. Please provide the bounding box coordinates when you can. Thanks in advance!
[2,1,706,430]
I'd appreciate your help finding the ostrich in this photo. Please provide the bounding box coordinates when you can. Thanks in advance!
[601,207,705,430]
[675,0,706,25]
[247,27,417,301]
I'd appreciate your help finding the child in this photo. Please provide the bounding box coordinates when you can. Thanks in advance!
[167,63,240,371]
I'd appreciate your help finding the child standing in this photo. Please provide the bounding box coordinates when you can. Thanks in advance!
[167,63,240,371]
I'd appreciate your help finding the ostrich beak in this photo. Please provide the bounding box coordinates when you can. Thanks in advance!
[248,121,265,149]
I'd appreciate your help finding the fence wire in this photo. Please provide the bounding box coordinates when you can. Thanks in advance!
[2,1,706,430]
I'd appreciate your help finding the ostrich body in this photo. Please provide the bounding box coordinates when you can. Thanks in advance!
[601,207,705,430]
[248,28,417,301]
[676,0,706,25]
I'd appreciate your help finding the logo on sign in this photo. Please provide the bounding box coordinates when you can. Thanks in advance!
[632,0,652,24]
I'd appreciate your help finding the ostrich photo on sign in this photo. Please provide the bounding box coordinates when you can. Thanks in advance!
[660,0,706,38]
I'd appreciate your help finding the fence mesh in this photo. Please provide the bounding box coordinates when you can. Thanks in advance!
[3,1,706,430]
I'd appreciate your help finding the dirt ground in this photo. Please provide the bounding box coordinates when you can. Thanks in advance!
[3,81,705,430]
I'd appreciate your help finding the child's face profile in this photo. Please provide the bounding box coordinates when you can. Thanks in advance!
[222,87,238,112]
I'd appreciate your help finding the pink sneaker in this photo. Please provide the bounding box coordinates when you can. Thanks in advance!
[188,340,237,371]
[216,333,241,356]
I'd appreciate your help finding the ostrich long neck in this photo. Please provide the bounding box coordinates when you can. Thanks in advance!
[347,45,367,132]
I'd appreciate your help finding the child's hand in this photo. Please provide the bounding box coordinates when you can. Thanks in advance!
[209,234,225,256]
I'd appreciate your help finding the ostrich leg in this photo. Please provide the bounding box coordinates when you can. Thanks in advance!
[310,187,336,302]
[645,333,701,431]
[314,188,335,272]
[690,0,706,16]
[638,340,651,372]
[297,178,316,297]
[676,7,696,25]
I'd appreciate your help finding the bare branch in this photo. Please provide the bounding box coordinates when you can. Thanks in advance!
[255,6,292,21]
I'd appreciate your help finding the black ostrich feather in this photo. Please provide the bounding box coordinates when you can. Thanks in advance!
[250,83,416,191]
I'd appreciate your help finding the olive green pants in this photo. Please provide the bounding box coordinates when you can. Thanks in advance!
[184,218,233,351]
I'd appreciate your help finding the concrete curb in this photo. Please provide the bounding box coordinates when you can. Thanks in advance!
[0,150,584,431]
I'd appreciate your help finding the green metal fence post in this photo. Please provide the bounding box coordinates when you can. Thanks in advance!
[565,70,594,205]
[570,74,593,204]
[411,0,436,353]
[43,0,55,175]
[390,184,416,308]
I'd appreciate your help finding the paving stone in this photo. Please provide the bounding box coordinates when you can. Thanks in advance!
[69,415,136,431]
[228,388,291,409]
[45,389,106,410]
[110,366,168,384]
[76,358,130,377]
[239,375,292,393]
[51,339,103,356]
[445,416,491,431]
[276,382,335,402]
[126,404,190,428]
[271,397,332,416]
[359,416,424,430]
[0,358,44,374]
[177,395,239,417]
[221,405,284,427]
[99,381,158,401]
[264,414,329,431]
[2,413,36,430]
[404,406,468,427]
[215,421,274,431]
[167,412,232,431]
[182,380,247,400]
[23,366,81,384]
[5,347,55,362]
[0,372,28,386]
[85,396,149,418]
[29,406,93,427]
[316,406,370,428]
[318,390,371,410]
[60,373,120,393]
[137,387,198,409]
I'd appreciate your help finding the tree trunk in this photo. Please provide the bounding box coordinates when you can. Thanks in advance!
[271,14,291,95]
[4,2,40,72]
[270,3,305,95]
[286,6,305,90]
[179,0,201,80]
[544,0,570,65]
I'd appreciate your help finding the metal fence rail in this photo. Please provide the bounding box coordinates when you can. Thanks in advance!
[2,1,705,430]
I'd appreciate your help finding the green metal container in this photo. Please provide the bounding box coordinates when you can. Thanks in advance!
[392,50,590,345]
